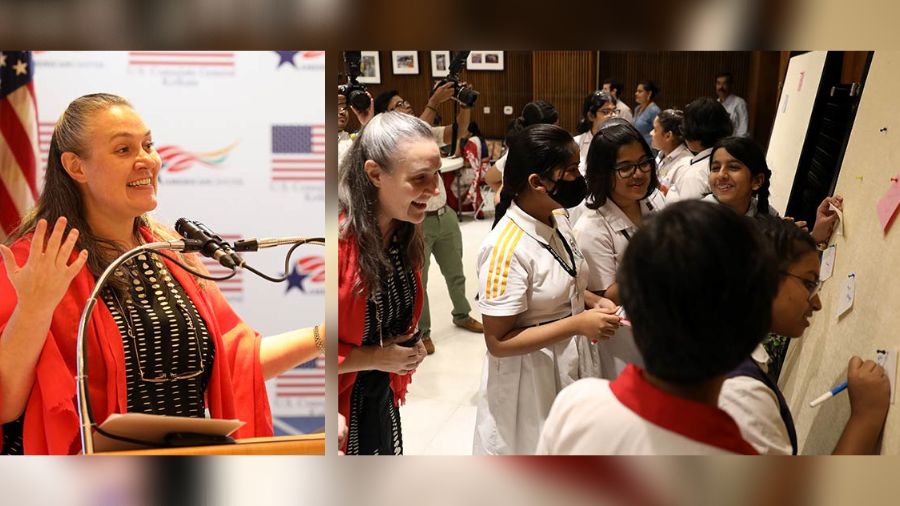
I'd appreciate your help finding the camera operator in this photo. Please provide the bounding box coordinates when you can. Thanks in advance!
[371,83,483,355]
[373,83,472,153]
[337,92,351,142]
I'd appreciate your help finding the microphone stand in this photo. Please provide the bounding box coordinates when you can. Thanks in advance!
[76,240,198,455]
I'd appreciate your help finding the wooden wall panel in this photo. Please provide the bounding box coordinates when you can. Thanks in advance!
[596,51,754,112]
[340,51,781,147]
[532,51,597,134]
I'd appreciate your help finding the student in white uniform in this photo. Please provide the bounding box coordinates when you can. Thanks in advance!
[705,136,846,247]
[667,97,733,202]
[538,201,778,455]
[650,109,692,196]
[719,215,890,455]
[573,91,618,175]
[573,120,665,378]
[474,124,621,455]
[575,119,666,304]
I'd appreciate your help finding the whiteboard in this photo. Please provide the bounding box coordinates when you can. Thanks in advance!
[766,51,828,215]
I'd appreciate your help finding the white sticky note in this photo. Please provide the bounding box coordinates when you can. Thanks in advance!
[876,349,897,404]
[829,203,844,237]
[820,244,836,281]
[836,272,856,318]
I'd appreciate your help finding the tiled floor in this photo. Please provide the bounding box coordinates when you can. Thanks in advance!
[399,215,492,455]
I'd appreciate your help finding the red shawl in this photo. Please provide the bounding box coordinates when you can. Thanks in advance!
[0,227,272,454]
[337,230,423,429]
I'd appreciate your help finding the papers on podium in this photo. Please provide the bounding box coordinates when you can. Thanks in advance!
[92,413,244,453]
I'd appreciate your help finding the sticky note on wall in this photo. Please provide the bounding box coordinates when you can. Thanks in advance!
[836,273,856,318]
[876,178,900,232]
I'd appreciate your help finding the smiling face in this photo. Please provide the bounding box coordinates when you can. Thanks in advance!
[610,141,651,206]
[771,251,823,337]
[367,138,442,227]
[62,105,161,227]
[709,147,764,214]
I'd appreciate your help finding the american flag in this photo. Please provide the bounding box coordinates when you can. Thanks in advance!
[157,145,199,173]
[275,355,325,398]
[271,125,325,182]
[37,120,54,170]
[0,51,39,240]
[199,233,244,294]
[128,51,235,67]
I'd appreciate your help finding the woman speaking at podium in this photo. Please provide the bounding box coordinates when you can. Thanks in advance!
[0,94,323,455]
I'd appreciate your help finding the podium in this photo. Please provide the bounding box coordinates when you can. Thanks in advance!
[99,433,325,455]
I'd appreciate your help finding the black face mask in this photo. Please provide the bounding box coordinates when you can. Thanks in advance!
[548,175,587,208]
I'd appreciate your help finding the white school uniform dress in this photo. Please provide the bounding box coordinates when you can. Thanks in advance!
[718,344,793,455]
[473,201,592,455]
[572,190,666,378]
[573,131,593,177]
[536,364,758,455]
[665,147,712,202]
[655,143,693,196]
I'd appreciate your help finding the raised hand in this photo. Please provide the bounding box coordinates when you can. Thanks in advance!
[0,217,88,316]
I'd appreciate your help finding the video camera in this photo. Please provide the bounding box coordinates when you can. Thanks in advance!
[433,51,479,108]
[339,51,371,111]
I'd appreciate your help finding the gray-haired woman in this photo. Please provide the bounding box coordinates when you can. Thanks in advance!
[338,111,436,455]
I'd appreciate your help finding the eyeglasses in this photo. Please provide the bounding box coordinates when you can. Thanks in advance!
[614,158,654,179]
[390,99,411,111]
[597,108,618,117]
[110,264,206,383]
[338,106,348,113]
[781,272,823,301]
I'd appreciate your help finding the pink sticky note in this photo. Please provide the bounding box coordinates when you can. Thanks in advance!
[876,179,900,232]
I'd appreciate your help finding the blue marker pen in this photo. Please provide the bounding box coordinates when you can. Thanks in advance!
[809,381,849,407]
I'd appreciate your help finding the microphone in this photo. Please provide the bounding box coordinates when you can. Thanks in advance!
[174,218,243,269]
[233,236,325,251]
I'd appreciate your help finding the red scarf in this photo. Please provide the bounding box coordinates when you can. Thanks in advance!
[338,229,423,430]
[0,227,272,454]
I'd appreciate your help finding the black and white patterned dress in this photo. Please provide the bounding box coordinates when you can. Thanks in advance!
[345,241,418,455]
[1,254,215,455]
[107,254,215,417]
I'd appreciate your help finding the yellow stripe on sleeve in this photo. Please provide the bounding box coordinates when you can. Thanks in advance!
[496,228,524,298]
[485,221,515,300]
[490,225,523,299]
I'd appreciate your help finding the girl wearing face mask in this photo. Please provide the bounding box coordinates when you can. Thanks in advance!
[474,124,621,455]
[572,120,665,378]
[719,216,890,455]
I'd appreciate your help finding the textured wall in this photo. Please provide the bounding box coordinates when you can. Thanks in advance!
[780,50,900,455]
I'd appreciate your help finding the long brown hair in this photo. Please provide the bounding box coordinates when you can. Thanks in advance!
[338,111,432,295]
[6,93,199,297]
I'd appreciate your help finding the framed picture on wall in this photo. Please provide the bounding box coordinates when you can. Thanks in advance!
[358,51,381,84]
[467,50,504,71]
[391,51,419,75]
[431,51,450,77]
